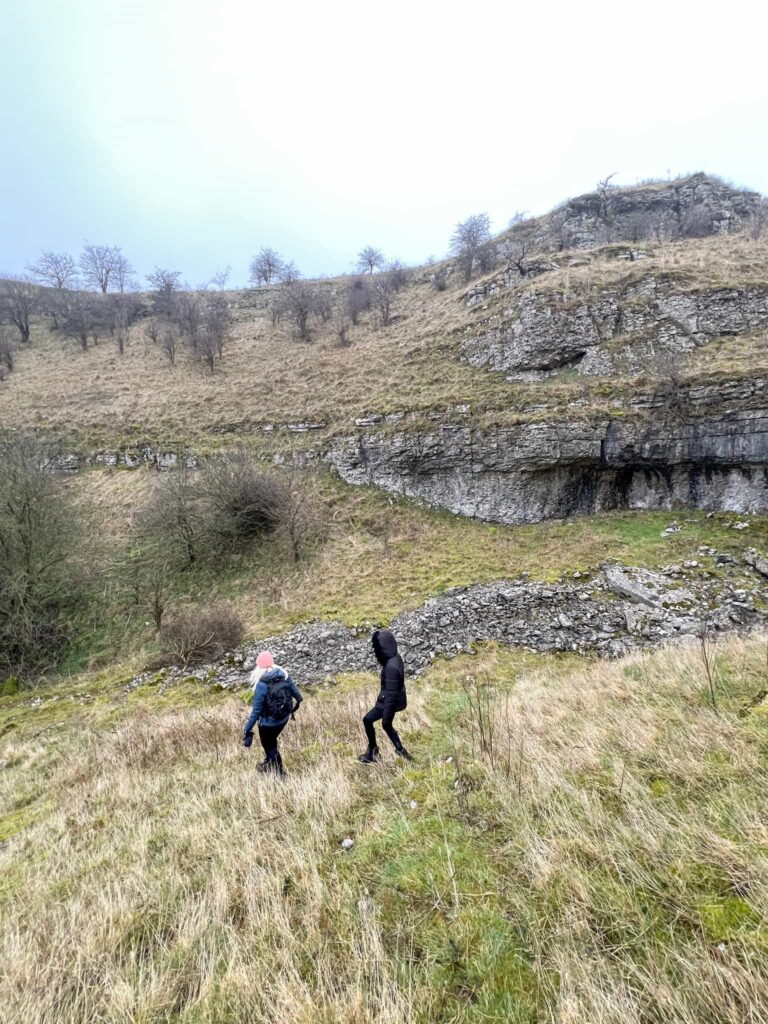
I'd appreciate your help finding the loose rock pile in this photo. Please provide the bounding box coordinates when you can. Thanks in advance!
[135,555,768,691]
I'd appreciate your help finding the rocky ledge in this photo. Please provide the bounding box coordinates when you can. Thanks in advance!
[133,555,768,690]
[461,279,768,379]
[326,377,768,524]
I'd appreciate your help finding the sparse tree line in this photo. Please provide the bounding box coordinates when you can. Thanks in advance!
[0,249,234,375]
[0,437,325,683]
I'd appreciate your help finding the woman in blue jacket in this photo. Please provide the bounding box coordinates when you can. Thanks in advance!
[243,650,302,776]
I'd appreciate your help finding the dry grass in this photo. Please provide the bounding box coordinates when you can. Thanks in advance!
[2,636,768,1022]
[4,235,766,449]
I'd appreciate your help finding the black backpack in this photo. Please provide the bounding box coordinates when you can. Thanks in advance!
[263,676,295,720]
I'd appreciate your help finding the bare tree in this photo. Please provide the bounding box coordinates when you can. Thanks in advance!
[107,294,139,355]
[499,238,534,278]
[331,305,351,347]
[449,213,491,282]
[596,173,618,224]
[210,265,232,290]
[175,288,204,343]
[0,277,37,343]
[26,251,79,290]
[356,246,386,275]
[201,293,231,367]
[144,466,202,566]
[249,248,284,286]
[160,322,179,365]
[113,252,135,293]
[79,244,129,293]
[278,260,301,285]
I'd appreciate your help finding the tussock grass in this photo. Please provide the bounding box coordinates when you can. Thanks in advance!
[2,637,768,1021]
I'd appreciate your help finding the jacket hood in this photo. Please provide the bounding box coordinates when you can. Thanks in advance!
[251,665,286,689]
[372,629,398,665]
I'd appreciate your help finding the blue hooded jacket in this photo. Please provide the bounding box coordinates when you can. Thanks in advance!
[243,666,302,737]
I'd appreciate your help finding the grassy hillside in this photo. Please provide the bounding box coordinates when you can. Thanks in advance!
[2,635,767,1022]
[2,234,767,451]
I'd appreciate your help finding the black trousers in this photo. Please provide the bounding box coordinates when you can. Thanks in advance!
[258,722,287,765]
[363,706,402,750]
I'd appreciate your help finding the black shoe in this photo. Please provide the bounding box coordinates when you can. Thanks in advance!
[358,747,381,764]
[395,747,413,761]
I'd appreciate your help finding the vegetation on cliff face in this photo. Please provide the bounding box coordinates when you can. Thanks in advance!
[2,635,767,1022]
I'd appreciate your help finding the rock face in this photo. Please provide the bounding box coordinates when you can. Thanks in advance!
[326,379,768,524]
[550,174,760,251]
[138,560,767,689]
[462,280,768,378]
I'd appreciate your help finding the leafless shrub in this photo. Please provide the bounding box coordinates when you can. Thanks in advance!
[146,267,182,317]
[26,251,79,289]
[159,602,244,667]
[0,329,15,373]
[431,266,448,291]
[385,259,409,292]
[312,289,333,323]
[344,277,371,325]
[160,322,179,365]
[622,210,659,243]
[200,454,290,551]
[282,280,316,341]
[0,277,37,343]
[371,273,395,327]
[58,291,103,350]
[476,242,498,275]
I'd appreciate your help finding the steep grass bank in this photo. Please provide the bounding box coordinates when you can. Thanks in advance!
[2,636,767,1022]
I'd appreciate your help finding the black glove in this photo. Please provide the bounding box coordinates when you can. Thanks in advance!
[243,731,254,748]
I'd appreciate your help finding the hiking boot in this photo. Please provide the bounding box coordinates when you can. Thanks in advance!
[358,746,381,764]
[395,747,413,761]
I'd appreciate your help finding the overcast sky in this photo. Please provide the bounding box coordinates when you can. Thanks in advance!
[2,0,767,286]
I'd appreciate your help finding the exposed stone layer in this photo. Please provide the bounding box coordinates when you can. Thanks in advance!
[462,280,768,378]
[325,377,768,524]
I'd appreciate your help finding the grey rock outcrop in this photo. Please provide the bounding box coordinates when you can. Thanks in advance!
[462,280,768,378]
[326,378,768,525]
[549,174,760,251]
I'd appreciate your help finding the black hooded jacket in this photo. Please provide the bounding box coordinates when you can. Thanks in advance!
[372,629,407,714]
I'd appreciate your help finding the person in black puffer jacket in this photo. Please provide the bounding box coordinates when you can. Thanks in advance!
[359,629,412,763]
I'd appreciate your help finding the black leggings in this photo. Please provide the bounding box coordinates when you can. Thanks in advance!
[258,721,287,764]
[363,706,402,750]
